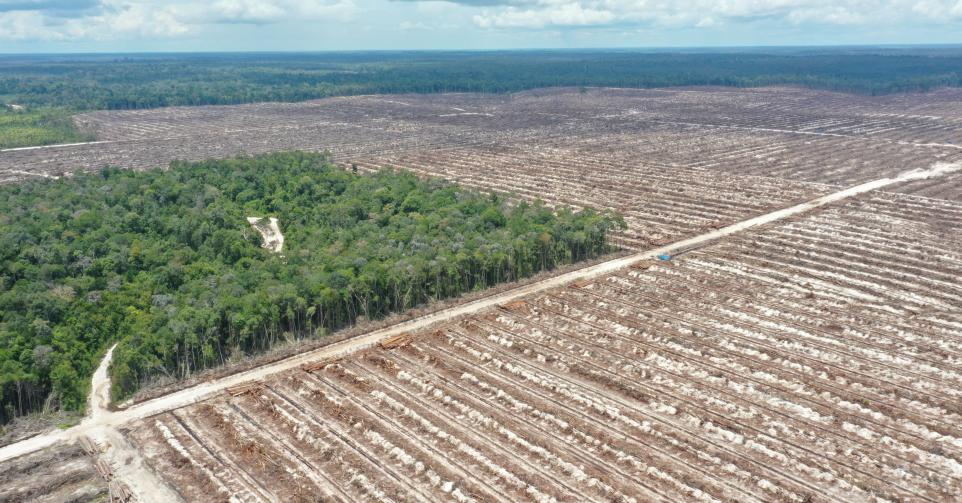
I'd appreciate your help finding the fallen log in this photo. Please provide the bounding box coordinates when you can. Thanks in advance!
[499,300,529,311]
[380,332,413,350]
[226,381,265,397]
[301,358,339,372]
[109,481,134,502]
[78,436,99,456]
[95,459,113,481]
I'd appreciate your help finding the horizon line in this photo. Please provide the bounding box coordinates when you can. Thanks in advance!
[3,43,962,57]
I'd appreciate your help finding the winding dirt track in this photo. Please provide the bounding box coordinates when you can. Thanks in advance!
[1,161,956,480]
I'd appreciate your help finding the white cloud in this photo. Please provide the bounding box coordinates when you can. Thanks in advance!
[474,3,614,28]
[3,0,962,42]
[468,0,962,29]
[0,0,356,40]
[0,2,188,40]
[399,19,428,28]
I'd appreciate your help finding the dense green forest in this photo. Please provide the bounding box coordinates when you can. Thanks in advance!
[2,49,961,148]
[0,152,624,423]
[3,49,962,110]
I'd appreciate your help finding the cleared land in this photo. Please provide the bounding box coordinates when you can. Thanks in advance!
[115,186,962,503]
[3,87,962,248]
[0,442,106,502]
[1,87,961,502]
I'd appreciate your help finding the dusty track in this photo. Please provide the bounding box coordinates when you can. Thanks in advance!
[1,161,956,477]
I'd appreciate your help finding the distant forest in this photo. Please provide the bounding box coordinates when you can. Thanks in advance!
[2,48,961,148]
[3,49,962,110]
[0,152,624,423]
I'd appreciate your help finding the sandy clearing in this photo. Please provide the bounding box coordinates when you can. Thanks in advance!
[894,161,962,182]
[6,169,60,179]
[88,427,182,502]
[247,216,284,253]
[0,160,956,467]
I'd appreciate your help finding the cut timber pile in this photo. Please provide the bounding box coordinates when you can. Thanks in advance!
[109,481,134,502]
[79,436,99,455]
[500,300,529,312]
[379,333,413,350]
[301,358,339,373]
[95,459,113,481]
[226,382,265,397]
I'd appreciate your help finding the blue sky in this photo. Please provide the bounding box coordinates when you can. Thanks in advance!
[1,0,961,52]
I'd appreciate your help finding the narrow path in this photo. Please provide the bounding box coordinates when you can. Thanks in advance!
[86,344,116,424]
[87,345,184,501]
[0,140,110,153]
[0,161,958,468]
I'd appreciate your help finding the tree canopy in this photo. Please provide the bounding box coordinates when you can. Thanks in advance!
[2,50,962,110]
[0,151,625,422]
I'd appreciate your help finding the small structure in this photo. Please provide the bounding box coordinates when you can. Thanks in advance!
[657,254,672,261]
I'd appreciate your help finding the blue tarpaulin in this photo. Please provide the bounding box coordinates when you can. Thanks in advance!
[657,254,671,261]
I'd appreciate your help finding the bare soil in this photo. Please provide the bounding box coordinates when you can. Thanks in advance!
[125,188,962,502]
[3,87,962,502]
[0,442,105,503]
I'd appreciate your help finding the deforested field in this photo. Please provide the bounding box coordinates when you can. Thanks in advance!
[122,188,962,502]
[0,442,106,502]
[3,86,962,502]
[5,87,962,246]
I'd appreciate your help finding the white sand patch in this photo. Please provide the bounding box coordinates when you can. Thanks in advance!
[7,169,61,179]
[0,141,110,153]
[438,112,495,117]
[247,216,284,253]
[894,161,962,182]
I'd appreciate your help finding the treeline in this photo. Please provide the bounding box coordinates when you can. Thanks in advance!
[2,50,962,111]
[0,152,625,423]
[3,50,961,149]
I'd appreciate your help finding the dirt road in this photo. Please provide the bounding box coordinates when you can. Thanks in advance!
[86,344,116,424]
[0,161,957,470]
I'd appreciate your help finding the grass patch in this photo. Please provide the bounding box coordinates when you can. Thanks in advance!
[0,107,94,149]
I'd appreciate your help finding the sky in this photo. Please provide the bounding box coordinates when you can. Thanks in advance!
[0,0,961,52]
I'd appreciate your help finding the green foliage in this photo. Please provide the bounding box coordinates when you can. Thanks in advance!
[1,50,961,114]
[0,107,93,149]
[0,151,624,422]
